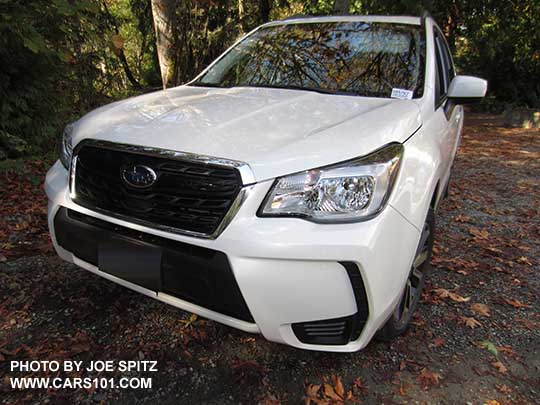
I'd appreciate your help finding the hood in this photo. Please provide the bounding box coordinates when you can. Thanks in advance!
[72,85,422,182]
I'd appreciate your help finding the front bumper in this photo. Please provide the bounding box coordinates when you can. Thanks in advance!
[46,160,420,352]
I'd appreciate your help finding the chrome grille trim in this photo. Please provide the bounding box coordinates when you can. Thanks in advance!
[69,139,255,239]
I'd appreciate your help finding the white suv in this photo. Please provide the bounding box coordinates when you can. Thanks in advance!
[45,15,486,352]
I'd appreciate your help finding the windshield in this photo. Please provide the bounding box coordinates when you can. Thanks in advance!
[191,21,425,98]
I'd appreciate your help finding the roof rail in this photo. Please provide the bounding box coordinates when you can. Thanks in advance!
[421,10,432,26]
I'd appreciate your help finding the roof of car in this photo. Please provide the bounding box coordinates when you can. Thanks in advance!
[267,15,423,26]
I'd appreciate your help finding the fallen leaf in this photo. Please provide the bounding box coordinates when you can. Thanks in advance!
[471,303,491,317]
[418,368,442,387]
[304,384,321,404]
[491,361,507,374]
[478,340,498,357]
[472,366,485,376]
[484,246,503,256]
[231,360,267,374]
[434,288,471,303]
[432,337,446,347]
[484,400,501,405]
[399,384,409,396]
[323,383,342,401]
[460,316,482,329]
[469,227,490,240]
[454,214,471,223]
[502,298,531,308]
[497,345,518,358]
[515,317,539,330]
[495,384,512,394]
[353,377,368,392]
[317,376,350,402]
[332,375,345,399]
[181,313,199,329]
[517,256,532,266]
[503,298,531,308]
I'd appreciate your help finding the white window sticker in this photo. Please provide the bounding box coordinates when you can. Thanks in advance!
[391,88,414,100]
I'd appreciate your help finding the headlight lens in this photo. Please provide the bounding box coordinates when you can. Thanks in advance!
[259,143,403,223]
[59,123,75,169]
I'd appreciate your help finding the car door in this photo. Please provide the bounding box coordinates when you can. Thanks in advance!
[433,28,463,189]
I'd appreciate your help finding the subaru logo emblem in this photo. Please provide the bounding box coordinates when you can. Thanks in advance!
[121,165,157,189]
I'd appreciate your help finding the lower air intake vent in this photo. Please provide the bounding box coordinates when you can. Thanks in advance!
[292,316,353,345]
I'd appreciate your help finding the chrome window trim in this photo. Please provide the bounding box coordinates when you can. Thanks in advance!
[69,139,255,240]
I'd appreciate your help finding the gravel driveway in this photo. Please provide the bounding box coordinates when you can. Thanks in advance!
[1,114,539,404]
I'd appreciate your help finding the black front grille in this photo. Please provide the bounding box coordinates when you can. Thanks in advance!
[73,144,242,236]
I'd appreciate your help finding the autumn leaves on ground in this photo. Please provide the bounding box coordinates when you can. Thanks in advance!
[1,114,539,404]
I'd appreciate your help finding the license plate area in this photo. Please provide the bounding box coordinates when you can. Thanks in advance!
[55,208,255,322]
[98,239,162,291]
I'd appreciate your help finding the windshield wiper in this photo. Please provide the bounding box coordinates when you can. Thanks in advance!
[187,81,365,97]
[237,83,360,96]
[187,81,231,89]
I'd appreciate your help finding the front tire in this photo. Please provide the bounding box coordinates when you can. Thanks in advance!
[376,208,435,341]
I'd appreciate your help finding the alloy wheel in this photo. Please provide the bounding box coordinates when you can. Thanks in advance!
[395,221,432,327]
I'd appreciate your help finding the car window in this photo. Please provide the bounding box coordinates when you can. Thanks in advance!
[192,22,426,99]
[436,29,455,85]
[441,43,455,80]
[434,32,447,106]
[434,27,458,108]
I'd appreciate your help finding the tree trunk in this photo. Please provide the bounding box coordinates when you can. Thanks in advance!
[151,0,177,88]
[238,0,245,33]
[333,0,350,15]
[259,0,271,23]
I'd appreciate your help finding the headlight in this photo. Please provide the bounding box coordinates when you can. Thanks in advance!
[258,143,403,223]
[59,123,75,169]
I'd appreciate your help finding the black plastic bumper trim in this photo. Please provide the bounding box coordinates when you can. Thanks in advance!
[291,262,369,345]
[340,261,370,341]
[54,207,255,323]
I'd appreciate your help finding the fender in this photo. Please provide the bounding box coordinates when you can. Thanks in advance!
[388,124,444,232]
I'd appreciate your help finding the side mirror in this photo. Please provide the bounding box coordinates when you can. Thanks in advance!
[447,75,488,104]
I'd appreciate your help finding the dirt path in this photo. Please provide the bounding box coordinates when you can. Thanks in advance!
[1,114,539,404]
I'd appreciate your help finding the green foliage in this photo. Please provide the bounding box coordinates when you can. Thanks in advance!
[0,0,151,152]
[455,1,540,108]
[0,0,90,150]
[0,130,29,158]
